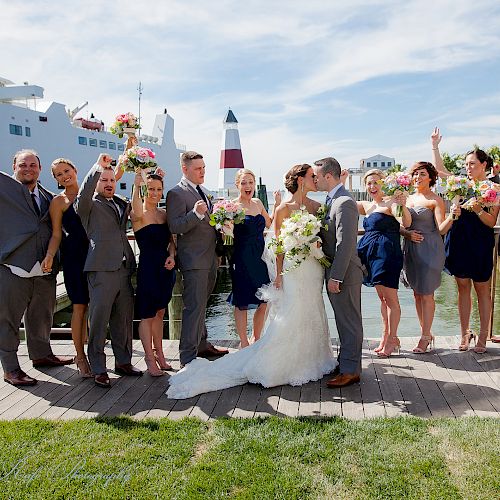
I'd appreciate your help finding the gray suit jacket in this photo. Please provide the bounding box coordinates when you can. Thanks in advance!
[0,171,58,274]
[321,185,364,285]
[75,165,135,272]
[166,178,216,271]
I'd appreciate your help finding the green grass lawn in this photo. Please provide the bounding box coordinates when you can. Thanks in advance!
[0,417,498,499]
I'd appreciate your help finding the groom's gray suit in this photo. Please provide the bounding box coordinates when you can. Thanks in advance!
[321,184,364,374]
[75,164,136,375]
[0,172,58,372]
[166,177,217,365]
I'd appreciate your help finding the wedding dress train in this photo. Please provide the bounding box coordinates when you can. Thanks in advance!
[166,256,337,399]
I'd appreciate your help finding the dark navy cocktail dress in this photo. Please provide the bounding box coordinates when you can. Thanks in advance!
[227,214,270,310]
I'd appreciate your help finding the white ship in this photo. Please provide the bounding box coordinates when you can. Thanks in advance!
[0,77,185,197]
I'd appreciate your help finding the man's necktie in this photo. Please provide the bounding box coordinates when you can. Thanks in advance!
[325,194,332,207]
[196,185,212,210]
[31,193,41,216]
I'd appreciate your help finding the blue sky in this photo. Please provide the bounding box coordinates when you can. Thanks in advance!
[3,0,500,189]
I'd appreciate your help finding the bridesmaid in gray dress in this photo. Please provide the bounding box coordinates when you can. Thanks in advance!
[403,161,449,353]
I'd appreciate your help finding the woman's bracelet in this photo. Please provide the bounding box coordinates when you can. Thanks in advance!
[46,251,54,257]
[477,209,485,217]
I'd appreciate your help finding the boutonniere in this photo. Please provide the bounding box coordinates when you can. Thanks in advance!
[317,204,328,221]
[207,193,214,202]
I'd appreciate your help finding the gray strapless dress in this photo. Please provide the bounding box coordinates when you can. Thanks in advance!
[403,207,445,295]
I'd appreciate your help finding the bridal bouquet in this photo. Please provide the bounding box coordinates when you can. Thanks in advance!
[441,175,477,219]
[209,200,246,245]
[120,146,157,197]
[109,112,140,138]
[269,209,331,273]
[378,172,414,217]
[461,180,500,212]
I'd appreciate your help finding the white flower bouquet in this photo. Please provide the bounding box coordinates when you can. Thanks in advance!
[269,209,331,273]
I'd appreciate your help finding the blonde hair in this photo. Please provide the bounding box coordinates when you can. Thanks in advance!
[51,158,77,173]
[363,168,385,184]
[235,168,256,187]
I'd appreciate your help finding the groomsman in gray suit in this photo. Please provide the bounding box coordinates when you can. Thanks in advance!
[166,151,228,367]
[0,150,73,386]
[75,154,141,387]
[313,157,364,387]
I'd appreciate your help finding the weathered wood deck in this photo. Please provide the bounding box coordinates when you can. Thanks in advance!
[1,337,499,420]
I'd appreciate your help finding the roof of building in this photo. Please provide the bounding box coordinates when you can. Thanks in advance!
[224,109,238,123]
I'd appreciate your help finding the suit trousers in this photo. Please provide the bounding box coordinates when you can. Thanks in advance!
[327,280,363,375]
[0,265,55,372]
[179,259,217,365]
[87,265,134,374]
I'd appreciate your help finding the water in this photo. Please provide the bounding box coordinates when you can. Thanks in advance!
[206,268,499,341]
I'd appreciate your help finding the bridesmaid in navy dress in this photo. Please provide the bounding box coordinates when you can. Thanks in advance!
[356,169,412,357]
[41,158,91,377]
[131,171,176,376]
[432,130,500,353]
[228,169,280,348]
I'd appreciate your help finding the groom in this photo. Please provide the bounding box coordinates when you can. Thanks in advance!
[313,157,364,387]
[166,151,228,367]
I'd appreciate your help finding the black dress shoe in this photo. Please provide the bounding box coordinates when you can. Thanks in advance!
[197,345,229,358]
[94,373,111,388]
[4,368,37,386]
[33,354,74,368]
[115,363,143,376]
[331,365,340,377]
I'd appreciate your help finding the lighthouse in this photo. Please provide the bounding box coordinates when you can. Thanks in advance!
[218,109,244,197]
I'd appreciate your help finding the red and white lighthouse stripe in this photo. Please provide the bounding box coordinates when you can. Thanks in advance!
[218,109,244,196]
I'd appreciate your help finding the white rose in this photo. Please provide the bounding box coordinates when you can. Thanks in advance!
[283,235,298,252]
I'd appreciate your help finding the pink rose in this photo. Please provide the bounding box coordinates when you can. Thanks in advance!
[483,189,498,203]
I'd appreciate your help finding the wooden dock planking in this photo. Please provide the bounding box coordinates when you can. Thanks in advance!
[1,338,499,420]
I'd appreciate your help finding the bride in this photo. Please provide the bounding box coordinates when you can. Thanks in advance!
[166,164,337,399]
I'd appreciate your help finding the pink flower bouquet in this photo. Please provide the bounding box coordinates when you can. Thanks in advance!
[462,180,500,213]
[378,172,414,217]
[120,146,157,197]
[209,200,246,245]
[110,112,140,138]
[441,175,477,219]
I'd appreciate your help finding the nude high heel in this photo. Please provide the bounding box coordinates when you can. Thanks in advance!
[473,333,487,354]
[145,356,165,377]
[412,335,435,354]
[459,329,476,351]
[153,349,172,371]
[377,337,400,358]
[75,356,93,378]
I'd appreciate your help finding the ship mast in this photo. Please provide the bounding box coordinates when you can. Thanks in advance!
[137,81,143,136]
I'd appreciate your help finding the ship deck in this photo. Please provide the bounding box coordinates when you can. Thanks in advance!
[1,337,499,420]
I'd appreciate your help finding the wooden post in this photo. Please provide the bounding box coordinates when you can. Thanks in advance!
[489,225,499,338]
[168,270,183,340]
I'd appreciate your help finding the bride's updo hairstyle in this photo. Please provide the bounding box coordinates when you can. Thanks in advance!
[284,164,311,193]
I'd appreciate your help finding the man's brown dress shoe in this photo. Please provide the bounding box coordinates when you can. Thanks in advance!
[491,335,500,343]
[32,354,74,368]
[197,345,229,358]
[326,373,360,388]
[94,373,111,388]
[115,363,143,376]
[4,368,37,386]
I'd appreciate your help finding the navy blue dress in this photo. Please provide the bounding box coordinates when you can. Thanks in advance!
[61,203,89,305]
[357,212,403,289]
[445,209,494,282]
[135,223,176,320]
[227,214,270,310]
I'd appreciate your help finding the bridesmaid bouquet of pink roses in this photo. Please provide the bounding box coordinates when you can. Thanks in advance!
[441,175,477,219]
[461,180,500,212]
[209,200,246,245]
[378,172,414,217]
[120,146,157,197]
[109,112,140,138]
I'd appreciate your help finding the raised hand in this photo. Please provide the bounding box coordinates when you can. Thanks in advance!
[134,172,143,187]
[273,190,282,206]
[340,169,349,185]
[155,167,165,178]
[125,135,138,151]
[97,153,113,169]
[431,127,442,149]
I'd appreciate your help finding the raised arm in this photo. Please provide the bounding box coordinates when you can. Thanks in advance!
[431,127,451,177]
[130,173,144,225]
[41,197,64,273]
[273,203,288,288]
[261,191,282,228]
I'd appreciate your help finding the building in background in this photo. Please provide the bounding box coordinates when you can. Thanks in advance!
[218,109,244,197]
[359,154,396,171]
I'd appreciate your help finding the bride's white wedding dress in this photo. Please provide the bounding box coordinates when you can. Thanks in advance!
[166,255,337,399]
